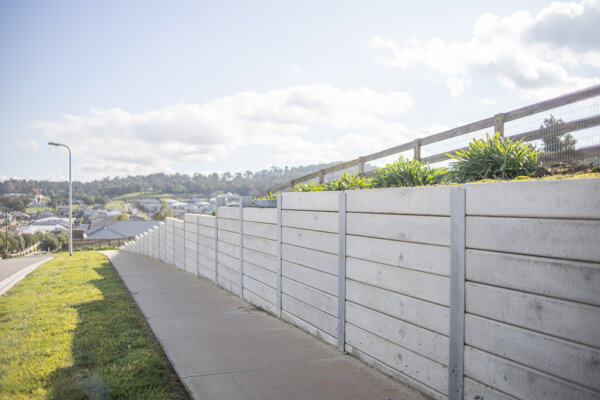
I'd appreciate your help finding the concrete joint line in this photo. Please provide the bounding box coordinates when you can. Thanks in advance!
[337,192,347,352]
[180,355,349,380]
[448,187,465,400]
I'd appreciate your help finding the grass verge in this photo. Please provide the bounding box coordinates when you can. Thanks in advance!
[0,251,190,400]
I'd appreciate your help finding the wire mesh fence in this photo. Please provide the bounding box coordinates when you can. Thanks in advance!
[267,85,600,193]
[505,95,600,165]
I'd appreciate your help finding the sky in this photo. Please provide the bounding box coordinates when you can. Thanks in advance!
[1,0,599,182]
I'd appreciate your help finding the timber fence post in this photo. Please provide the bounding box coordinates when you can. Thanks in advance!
[494,113,505,137]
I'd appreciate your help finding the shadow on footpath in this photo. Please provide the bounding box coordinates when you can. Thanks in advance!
[44,259,188,400]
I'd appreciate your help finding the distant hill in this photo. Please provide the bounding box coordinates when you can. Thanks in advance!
[0,163,336,201]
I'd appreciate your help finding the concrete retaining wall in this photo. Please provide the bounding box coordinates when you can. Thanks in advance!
[462,180,600,400]
[281,192,340,346]
[121,178,600,400]
[345,187,452,398]
[243,207,278,314]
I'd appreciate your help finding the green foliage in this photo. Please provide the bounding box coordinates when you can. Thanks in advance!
[290,182,326,192]
[253,191,279,200]
[540,114,577,153]
[0,235,19,254]
[0,195,29,212]
[324,173,372,191]
[290,173,372,192]
[22,233,36,248]
[0,252,190,399]
[40,233,60,251]
[447,132,540,182]
[116,213,130,221]
[56,233,69,250]
[0,163,337,199]
[154,201,173,220]
[372,157,447,188]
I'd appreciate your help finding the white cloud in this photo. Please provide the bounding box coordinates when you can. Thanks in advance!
[422,124,451,135]
[33,85,415,180]
[18,139,40,150]
[479,98,498,106]
[369,0,600,99]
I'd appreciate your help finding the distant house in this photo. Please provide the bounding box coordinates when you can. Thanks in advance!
[167,199,187,209]
[56,205,71,217]
[19,217,70,235]
[31,217,69,228]
[137,198,162,214]
[74,205,97,219]
[38,210,54,219]
[88,215,116,231]
[85,220,160,240]
[10,211,29,221]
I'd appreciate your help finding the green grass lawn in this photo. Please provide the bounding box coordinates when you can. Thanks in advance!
[0,252,190,400]
[113,192,193,201]
[105,199,125,210]
[25,206,52,213]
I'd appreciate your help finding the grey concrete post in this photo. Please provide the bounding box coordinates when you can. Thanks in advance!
[448,187,466,400]
[214,196,225,284]
[337,192,347,351]
[276,195,282,317]
[183,216,186,271]
[161,222,166,262]
[196,216,200,277]
[239,196,251,298]
[172,219,176,266]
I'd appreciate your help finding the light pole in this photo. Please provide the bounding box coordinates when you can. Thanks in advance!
[3,208,8,259]
[48,142,72,256]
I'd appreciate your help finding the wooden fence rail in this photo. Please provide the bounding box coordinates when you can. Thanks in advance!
[266,84,600,194]
[72,237,133,250]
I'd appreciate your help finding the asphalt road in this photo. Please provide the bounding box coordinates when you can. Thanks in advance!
[0,255,53,282]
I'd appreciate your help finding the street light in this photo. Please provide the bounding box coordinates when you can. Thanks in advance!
[48,142,72,256]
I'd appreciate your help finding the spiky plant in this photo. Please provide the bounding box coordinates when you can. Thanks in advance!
[290,182,326,192]
[447,132,540,182]
[325,173,372,191]
[371,156,447,188]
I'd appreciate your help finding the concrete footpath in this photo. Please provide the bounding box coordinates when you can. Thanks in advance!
[0,255,54,296]
[101,250,429,400]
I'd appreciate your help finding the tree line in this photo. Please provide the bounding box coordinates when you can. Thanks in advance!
[0,163,333,202]
[1,230,67,255]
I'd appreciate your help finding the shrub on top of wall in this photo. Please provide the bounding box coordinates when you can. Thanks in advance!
[291,173,372,192]
[447,132,540,182]
[325,173,372,191]
[371,156,448,188]
[285,133,545,192]
[290,182,327,192]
